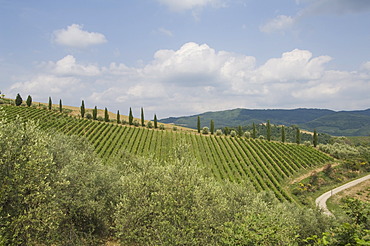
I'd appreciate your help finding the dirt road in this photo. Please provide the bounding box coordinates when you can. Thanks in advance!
[315,174,370,216]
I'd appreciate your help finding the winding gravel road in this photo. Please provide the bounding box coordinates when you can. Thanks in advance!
[315,174,370,216]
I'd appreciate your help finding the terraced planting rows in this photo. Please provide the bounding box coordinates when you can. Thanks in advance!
[1,105,334,202]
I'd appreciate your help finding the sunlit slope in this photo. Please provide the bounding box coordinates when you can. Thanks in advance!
[2,105,333,202]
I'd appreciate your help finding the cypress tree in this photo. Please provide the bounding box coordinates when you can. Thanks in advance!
[313,129,318,147]
[129,107,133,125]
[117,110,121,124]
[296,127,301,144]
[141,107,145,126]
[15,93,22,106]
[281,125,286,143]
[48,97,52,110]
[237,125,243,137]
[252,122,256,139]
[93,106,97,120]
[154,114,158,129]
[59,99,62,112]
[267,120,271,141]
[104,108,109,122]
[80,100,85,118]
[26,95,32,107]
[210,120,215,135]
[197,116,201,134]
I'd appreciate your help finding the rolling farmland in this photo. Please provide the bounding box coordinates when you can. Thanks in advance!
[1,105,333,202]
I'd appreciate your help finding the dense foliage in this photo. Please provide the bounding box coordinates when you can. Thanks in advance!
[0,116,117,245]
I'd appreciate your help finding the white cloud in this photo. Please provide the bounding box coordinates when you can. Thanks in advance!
[9,75,84,100]
[157,27,173,37]
[260,15,295,33]
[51,55,101,76]
[361,61,370,71]
[53,24,107,48]
[156,0,226,11]
[254,49,332,82]
[6,42,370,117]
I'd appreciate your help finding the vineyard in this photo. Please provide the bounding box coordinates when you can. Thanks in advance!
[1,105,333,202]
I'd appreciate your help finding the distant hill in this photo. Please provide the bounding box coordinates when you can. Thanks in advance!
[159,108,370,136]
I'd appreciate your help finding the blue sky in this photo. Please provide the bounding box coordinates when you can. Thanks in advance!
[1,0,370,118]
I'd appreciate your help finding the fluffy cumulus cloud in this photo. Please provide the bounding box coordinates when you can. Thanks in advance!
[6,42,370,117]
[156,0,226,11]
[53,24,107,48]
[50,55,101,76]
[260,15,295,33]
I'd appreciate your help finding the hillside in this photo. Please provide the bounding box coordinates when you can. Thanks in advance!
[159,108,370,136]
[1,104,334,202]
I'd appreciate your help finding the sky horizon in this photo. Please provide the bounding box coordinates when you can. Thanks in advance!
[1,0,370,119]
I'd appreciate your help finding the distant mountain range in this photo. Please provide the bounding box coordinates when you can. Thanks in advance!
[159,108,370,136]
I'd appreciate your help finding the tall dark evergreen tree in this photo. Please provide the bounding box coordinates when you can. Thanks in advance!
[104,108,109,122]
[197,116,201,134]
[48,97,52,110]
[281,125,286,143]
[154,114,158,129]
[266,120,271,141]
[15,93,22,106]
[141,107,145,126]
[210,120,215,135]
[313,129,318,147]
[296,127,301,144]
[59,99,62,113]
[129,107,133,125]
[26,95,32,107]
[117,110,121,124]
[252,122,257,139]
[80,100,85,118]
[93,106,97,120]
[237,125,243,137]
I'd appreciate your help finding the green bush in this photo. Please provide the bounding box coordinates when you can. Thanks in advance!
[202,126,209,134]
[318,143,359,159]
[0,115,119,245]
[216,129,223,136]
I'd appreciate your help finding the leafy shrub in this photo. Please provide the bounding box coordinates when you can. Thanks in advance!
[159,124,165,130]
[0,116,119,245]
[216,129,223,136]
[318,143,360,159]
[304,141,312,146]
[86,113,92,119]
[147,121,153,128]
[230,130,236,137]
[202,126,209,135]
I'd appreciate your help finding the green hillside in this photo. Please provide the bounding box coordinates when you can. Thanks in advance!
[302,112,370,136]
[1,105,334,202]
[160,108,370,136]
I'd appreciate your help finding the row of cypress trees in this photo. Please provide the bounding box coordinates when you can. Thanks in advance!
[14,94,160,129]
[196,116,318,146]
[79,100,159,128]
